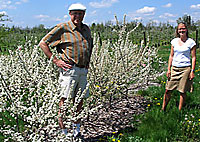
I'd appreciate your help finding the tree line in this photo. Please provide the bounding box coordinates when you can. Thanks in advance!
[0,14,199,54]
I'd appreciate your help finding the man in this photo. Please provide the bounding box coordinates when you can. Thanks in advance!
[39,3,93,137]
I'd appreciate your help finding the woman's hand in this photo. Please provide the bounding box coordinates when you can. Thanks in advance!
[189,71,195,80]
[166,70,171,80]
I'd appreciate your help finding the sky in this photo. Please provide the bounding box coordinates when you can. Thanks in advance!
[0,0,200,28]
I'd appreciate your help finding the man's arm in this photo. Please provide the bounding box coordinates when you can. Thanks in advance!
[39,41,72,70]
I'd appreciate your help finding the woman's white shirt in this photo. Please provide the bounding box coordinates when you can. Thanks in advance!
[171,37,196,67]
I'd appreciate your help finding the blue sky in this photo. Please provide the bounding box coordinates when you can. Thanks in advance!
[0,0,200,28]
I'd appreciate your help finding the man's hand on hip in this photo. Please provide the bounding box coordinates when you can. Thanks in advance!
[53,59,72,70]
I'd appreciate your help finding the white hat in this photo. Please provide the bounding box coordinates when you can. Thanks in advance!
[68,3,86,11]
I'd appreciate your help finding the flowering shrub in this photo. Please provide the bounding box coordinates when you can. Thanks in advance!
[88,17,164,109]
[0,42,67,141]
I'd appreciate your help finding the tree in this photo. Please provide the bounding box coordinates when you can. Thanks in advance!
[32,24,46,33]
[176,15,196,30]
[0,13,11,22]
[195,20,200,28]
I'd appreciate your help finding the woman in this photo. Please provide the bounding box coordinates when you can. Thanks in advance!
[162,22,196,111]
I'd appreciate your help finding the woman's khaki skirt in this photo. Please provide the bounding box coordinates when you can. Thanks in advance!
[166,66,193,93]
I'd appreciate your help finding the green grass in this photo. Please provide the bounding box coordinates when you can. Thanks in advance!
[157,45,171,62]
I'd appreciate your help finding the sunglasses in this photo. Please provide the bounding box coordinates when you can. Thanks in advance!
[70,12,84,16]
[178,28,186,30]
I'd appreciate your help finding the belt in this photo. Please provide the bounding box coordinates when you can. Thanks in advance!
[74,64,86,68]
[173,66,190,68]
[65,61,86,68]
